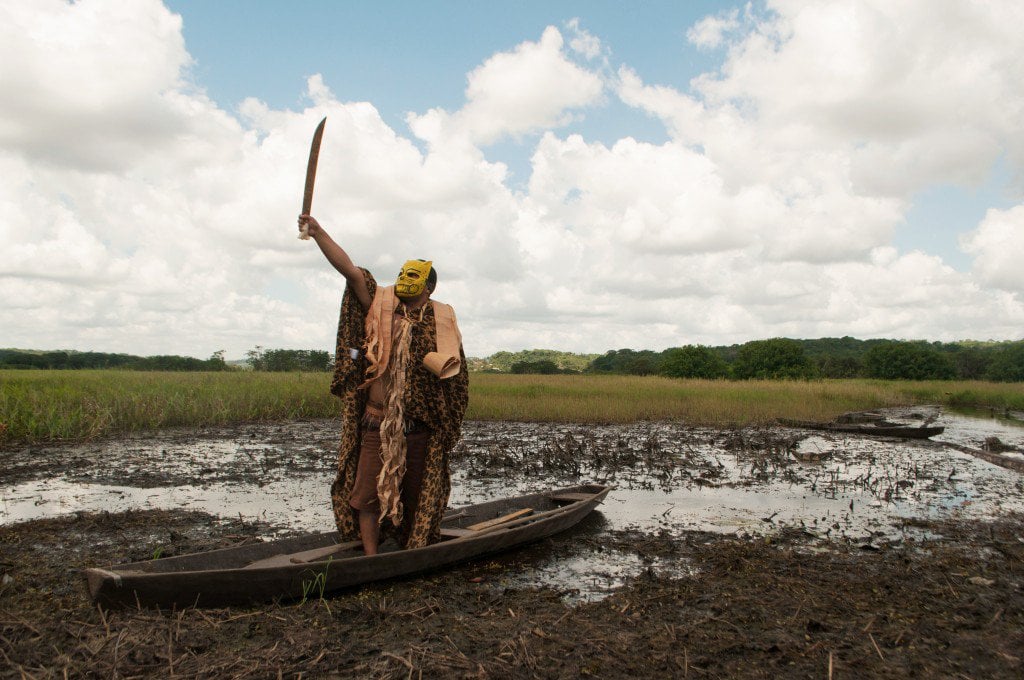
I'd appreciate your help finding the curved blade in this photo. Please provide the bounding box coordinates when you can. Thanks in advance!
[298,117,326,240]
[302,117,327,214]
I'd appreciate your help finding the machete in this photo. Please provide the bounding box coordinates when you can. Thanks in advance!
[298,116,327,240]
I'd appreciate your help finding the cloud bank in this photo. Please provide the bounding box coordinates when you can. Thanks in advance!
[1,0,1022,359]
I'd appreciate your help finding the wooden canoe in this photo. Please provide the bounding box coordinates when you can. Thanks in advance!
[83,483,611,608]
[778,419,944,439]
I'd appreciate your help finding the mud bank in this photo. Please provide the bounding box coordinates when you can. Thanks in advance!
[2,407,1023,678]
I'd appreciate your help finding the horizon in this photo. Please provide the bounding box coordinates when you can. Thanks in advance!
[5,333,1019,364]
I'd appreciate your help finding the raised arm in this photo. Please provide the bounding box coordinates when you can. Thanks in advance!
[298,214,372,309]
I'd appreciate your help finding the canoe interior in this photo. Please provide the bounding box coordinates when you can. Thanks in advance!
[96,483,609,576]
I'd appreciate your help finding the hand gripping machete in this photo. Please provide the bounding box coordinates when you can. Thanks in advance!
[298,116,327,240]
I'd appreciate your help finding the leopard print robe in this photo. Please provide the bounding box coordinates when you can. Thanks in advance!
[329,269,469,548]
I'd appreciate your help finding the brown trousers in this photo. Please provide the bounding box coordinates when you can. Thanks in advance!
[349,427,430,524]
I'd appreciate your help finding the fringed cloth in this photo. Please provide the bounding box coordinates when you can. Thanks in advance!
[376,305,420,527]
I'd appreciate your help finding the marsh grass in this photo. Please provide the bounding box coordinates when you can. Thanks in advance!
[0,370,338,444]
[467,374,911,425]
[2,370,1022,445]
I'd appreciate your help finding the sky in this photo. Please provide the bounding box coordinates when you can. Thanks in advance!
[2,0,1023,360]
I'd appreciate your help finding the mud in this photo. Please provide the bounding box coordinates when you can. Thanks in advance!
[2,407,1024,678]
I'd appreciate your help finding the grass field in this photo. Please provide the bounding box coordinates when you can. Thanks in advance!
[1,369,1022,445]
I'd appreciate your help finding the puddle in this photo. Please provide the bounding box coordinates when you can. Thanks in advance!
[937,407,1024,462]
[2,407,1022,602]
[0,477,337,533]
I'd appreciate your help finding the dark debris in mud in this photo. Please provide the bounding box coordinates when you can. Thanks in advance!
[452,422,733,493]
[2,508,1023,679]
[454,420,1022,515]
[0,421,339,488]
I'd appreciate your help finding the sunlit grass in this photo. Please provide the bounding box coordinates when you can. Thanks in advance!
[468,374,903,424]
[0,370,339,444]
[1,370,1022,445]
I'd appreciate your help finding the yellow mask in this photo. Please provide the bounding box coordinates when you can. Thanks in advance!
[395,260,432,299]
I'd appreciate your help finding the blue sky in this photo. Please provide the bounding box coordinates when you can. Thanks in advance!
[166,2,722,117]
[166,1,714,192]
[166,0,1015,271]
[2,0,1022,358]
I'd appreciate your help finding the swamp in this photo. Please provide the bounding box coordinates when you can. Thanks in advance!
[1,405,1023,678]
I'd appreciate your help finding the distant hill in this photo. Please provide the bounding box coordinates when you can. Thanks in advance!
[472,349,600,373]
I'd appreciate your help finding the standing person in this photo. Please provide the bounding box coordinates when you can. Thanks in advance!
[299,214,469,553]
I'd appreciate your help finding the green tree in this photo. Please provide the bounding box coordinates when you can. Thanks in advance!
[246,346,265,371]
[588,349,662,374]
[206,350,229,371]
[660,345,729,379]
[951,346,992,380]
[863,341,954,380]
[814,355,863,378]
[625,356,657,375]
[986,342,1024,382]
[510,359,560,374]
[258,349,333,371]
[732,338,813,379]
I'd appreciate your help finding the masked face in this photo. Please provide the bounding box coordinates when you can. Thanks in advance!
[395,260,432,299]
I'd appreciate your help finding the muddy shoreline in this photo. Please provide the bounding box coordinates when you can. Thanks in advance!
[2,411,1023,678]
[2,509,1022,678]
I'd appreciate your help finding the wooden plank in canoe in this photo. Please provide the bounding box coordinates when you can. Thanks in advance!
[466,508,533,531]
[549,492,593,503]
[439,527,475,538]
[243,540,363,569]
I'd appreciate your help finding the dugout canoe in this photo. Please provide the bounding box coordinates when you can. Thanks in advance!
[778,419,944,439]
[83,483,611,608]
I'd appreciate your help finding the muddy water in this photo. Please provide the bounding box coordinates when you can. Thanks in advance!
[2,407,1022,601]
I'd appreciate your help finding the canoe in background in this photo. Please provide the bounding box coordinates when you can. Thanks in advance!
[83,483,611,608]
[779,419,944,439]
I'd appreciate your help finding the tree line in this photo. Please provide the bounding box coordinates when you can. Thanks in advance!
[0,348,332,372]
[0,349,231,371]
[5,338,1023,381]
[489,338,1024,382]
[244,346,332,372]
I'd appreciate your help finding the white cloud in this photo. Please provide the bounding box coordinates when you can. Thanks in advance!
[686,9,740,50]
[1,2,1023,361]
[961,205,1024,295]
[0,0,195,172]
[690,0,1024,193]
[565,18,604,60]
[407,27,604,147]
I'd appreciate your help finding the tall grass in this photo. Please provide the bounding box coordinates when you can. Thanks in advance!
[467,374,912,424]
[0,370,338,444]
[2,370,1022,445]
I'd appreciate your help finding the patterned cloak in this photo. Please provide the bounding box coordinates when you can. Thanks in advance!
[329,268,469,548]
